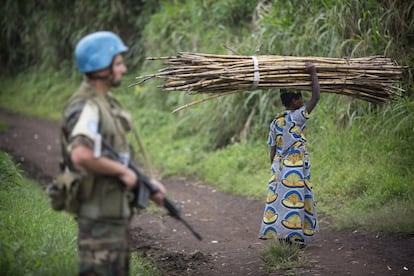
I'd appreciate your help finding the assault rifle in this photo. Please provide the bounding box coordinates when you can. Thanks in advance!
[101,139,202,241]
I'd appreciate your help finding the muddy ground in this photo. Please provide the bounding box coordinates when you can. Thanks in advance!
[0,110,413,276]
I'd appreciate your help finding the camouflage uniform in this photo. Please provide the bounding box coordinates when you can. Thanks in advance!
[61,80,134,275]
[77,218,129,276]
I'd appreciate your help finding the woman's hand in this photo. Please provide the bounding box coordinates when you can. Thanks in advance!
[305,62,316,75]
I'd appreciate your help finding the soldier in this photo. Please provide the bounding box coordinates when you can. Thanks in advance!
[61,31,165,275]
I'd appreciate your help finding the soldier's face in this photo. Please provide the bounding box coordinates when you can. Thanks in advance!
[111,54,127,87]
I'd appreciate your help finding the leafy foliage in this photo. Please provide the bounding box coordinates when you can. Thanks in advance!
[0,0,161,74]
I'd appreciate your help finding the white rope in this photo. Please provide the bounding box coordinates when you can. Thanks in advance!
[251,55,260,89]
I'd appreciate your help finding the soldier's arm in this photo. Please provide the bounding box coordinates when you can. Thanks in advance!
[70,145,137,190]
[67,100,137,190]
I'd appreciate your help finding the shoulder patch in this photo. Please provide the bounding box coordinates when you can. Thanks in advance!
[71,100,100,141]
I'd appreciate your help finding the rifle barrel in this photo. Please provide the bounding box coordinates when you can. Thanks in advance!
[164,197,203,240]
[101,139,202,241]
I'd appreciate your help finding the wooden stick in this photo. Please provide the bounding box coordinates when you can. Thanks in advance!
[134,53,404,106]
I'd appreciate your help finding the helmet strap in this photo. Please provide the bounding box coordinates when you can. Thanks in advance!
[86,72,112,81]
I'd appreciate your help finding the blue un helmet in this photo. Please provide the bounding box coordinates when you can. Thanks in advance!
[75,31,129,73]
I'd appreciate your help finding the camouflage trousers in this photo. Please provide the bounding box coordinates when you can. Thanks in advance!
[77,217,130,276]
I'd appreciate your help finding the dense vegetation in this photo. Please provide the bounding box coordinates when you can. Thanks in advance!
[1,0,413,237]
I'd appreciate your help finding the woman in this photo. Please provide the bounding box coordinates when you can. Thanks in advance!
[259,63,320,247]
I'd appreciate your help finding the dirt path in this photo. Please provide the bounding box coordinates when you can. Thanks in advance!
[1,110,413,276]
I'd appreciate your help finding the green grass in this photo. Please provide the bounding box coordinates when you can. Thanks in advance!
[310,97,414,233]
[333,199,414,233]
[0,120,8,132]
[197,141,268,196]
[0,68,80,121]
[0,152,78,275]
[0,151,160,275]
[130,252,161,276]
[261,240,309,273]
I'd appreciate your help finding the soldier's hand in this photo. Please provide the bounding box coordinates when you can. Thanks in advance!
[120,168,137,191]
[150,179,166,206]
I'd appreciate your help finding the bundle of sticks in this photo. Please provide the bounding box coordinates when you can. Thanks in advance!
[132,52,404,112]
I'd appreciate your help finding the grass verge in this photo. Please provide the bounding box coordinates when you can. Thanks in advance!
[0,152,78,275]
[0,151,159,275]
[261,240,309,273]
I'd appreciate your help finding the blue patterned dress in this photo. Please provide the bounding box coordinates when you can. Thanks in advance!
[259,106,318,244]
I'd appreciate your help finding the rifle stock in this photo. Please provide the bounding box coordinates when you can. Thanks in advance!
[102,140,202,241]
